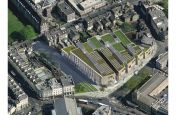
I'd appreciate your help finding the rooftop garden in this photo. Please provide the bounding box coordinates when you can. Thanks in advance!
[62,45,76,54]
[114,30,132,45]
[101,33,115,43]
[71,48,97,70]
[88,37,102,49]
[82,43,93,53]
[121,51,133,63]
[112,43,126,52]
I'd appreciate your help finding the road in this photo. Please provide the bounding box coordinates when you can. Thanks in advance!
[76,96,146,115]
[32,41,95,84]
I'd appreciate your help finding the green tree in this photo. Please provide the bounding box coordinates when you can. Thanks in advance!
[20,25,36,40]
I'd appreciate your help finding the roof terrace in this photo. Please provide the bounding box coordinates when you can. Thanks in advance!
[114,30,132,45]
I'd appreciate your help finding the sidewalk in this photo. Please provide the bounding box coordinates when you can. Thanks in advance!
[75,42,157,98]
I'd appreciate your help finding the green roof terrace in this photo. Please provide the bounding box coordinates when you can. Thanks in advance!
[62,45,76,54]
[133,45,142,55]
[88,36,102,49]
[101,33,115,43]
[82,42,94,53]
[71,48,114,76]
[71,48,97,71]
[114,30,132,45]
[121,51,134,63]
[112,43,126,52]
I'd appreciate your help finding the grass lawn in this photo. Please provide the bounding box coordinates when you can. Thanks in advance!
[8,9,38,43]
[101,34,115,43]
[112,43,126,52]
[88,37,102,49]
[8,9,24,36]
[122,67,152,91]
[114,30,131,45]
[75,82,97,93]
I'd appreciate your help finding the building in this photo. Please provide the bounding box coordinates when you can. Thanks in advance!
[8,75,29,111]
[83,17,93,30]
[132,72,168,115]
[138,1,168,40]
[66,0,106,16]
[45,27,68,46]
[62,30,152,86]
[111,6,123,19]
[68,29,80,42]
[52,97,83,115]
[8,99,16,115]
[60,73,75,95]
[93,19,103,32]
[57,2,75,22]
[8,43,63,99]
[32,0,57,9]
[156,52,168,70]
[92,105,111,115]
[140,34,155,46]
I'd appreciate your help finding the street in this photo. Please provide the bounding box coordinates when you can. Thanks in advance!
[76,96,146,115]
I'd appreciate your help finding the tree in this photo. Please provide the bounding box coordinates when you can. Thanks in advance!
[20,25,36,40]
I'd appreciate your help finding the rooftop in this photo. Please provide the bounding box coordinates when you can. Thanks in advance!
[54,97,78,115]
[79,0,104,10]
[112,43,126,52]
[101,33,115,43]
[92,105,111,115]
[99,48,124,71]
[136,72,168,111]
[60,74,74,86]
[121,50,134,63]
[71,48,114,76]
[114,30,132,45]
[156,52,168,64]
[82,42,94,53]
[57,2,75,15]
[62,45,76,54]
[88,36,102,49]
[8,75,28,102]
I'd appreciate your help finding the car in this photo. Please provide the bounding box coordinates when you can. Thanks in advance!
[10,71,16,76]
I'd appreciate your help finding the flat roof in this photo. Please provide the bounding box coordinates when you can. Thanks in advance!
[57,2,75,15]
[133,45,142,55]
[79,0,103,10]
[88,36,102,49]
[82,42,94,53]
[71,48,114,76]
[60,75,74,86]
[136,72,168,108]
[100,48,123,71]
[71,48,97,71]
[62,45,76,54]
[112,43,126,52]
[121,51,134,63]
[101,33,115,43]
[114,30,132,45]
